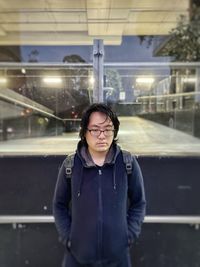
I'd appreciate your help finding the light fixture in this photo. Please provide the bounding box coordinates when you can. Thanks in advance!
[89,76,95,85]
[21,68,26,74]
[182,77,196,83]
[43,77,62,84]
[136,77,155,84]
[0,77,7,84]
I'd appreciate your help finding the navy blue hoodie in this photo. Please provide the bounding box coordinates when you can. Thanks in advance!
[53,142,146,264]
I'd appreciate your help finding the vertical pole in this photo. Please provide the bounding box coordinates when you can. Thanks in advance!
[28,116,31,137]
[175,70,182,109]
[93,39,104,103]
[195,67,200,103]
[193,67,200,136]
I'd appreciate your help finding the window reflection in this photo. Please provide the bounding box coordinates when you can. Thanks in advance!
[0,2,200,155]
[0,65,91,144]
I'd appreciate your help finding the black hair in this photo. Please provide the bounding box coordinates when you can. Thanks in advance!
[79,103,120,145]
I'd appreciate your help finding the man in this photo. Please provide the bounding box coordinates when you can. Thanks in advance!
[53,103,146,267]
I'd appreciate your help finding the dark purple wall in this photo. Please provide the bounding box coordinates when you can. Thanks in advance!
[0,155,199,266]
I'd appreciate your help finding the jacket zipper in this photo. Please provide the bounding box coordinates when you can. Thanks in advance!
[98,168,103,261]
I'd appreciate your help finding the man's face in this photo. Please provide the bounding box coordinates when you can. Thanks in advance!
[85,112,114,154]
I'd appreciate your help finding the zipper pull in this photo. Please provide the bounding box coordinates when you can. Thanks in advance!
[98,169,102,175]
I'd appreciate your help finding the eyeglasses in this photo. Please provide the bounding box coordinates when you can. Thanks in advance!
[87,128,115,137]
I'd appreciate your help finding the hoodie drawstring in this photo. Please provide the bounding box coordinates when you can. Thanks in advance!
[113,164,117,191]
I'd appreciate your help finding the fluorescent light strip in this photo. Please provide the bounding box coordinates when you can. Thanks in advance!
[43,77,62,84]
[136,77,155,84]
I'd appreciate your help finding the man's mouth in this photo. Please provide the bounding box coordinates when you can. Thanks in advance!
[97,143,107,145]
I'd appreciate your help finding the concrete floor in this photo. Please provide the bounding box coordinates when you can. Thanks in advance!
[1,117,200,156]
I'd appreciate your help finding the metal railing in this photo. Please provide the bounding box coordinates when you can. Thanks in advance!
[0,62,200,68]
[0,215,200,225]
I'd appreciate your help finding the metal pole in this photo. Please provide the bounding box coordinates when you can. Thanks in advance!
[195,67,200,103]
[0,215,200,225]
[93,39,104,103]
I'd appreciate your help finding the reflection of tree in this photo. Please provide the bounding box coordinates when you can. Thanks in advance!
[62,54,89,91]
[140,3,200,62]
[63,54,85,63]
[162,4,200,61]
[59,54,90,117]
[159,3,200,95]
[28,49,39,62]
[138,2,199,98]
[105,69,122,102]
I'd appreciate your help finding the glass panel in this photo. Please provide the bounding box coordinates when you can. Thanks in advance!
[104,62,200,155]
[0,1,199,156]
[0,64,92,154]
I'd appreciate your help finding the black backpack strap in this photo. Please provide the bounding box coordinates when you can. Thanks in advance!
[64,153,75,179]
[122,150,133,175]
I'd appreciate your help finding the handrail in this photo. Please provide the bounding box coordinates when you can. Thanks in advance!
[104,62,200,68]
[0,62,93,69]
[0,215,200,224]
[0,62,200,69]
[144,216,200,224]
[0,216,54,224]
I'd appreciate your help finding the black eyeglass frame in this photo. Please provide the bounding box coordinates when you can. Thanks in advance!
[87,128,115,137]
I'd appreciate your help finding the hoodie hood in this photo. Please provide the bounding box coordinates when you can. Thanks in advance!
[76,140,121,167]
[75,141,121,196]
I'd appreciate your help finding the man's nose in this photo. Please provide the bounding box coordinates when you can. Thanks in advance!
[98,131,106,138]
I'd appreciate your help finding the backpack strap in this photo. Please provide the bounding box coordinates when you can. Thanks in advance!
[122,150,133,175]
[64,153,75,179]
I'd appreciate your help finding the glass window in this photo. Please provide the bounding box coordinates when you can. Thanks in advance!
[0,64,92,154]
[0,1,200,156]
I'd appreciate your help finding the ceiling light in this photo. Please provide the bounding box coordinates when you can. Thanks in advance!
[89,76,95,85]
[182,77,196,83]
[43,77,62,84]
[136,77,155,84]
[0,77,7,84]
[21,68,26,74]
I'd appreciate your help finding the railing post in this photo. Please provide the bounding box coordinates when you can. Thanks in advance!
[93,39,104,103]
[195,67,200,103]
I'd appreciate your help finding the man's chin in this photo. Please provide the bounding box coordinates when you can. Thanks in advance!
[96,146,109,152]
